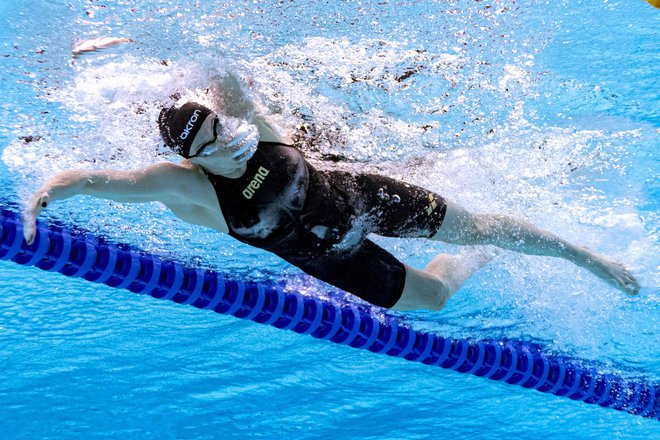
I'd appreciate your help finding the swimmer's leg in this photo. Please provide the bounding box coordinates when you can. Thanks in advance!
[392,248,497,311]
[432,199,640,295]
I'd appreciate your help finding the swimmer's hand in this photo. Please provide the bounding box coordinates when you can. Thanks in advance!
[22,170,86,245]
[72,37,133,56]
[22,192,49,245]
[579,248,641,296]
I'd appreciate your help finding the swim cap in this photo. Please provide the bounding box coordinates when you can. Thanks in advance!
[158,102,213,157]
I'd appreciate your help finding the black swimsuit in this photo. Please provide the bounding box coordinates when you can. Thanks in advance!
[205,142,447,308]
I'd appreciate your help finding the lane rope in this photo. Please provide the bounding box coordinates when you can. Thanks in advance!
[1,209,657,419]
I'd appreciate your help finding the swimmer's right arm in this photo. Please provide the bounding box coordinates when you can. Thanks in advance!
[215,72,292,144]
[22,163,187,244]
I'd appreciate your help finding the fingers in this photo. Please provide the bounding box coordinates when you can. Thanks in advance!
[22,193,49,245]
[624,271,641,296]
[617,267,640,296]
[22,210,36,246]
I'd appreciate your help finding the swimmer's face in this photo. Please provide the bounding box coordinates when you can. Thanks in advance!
[187,113,242,174]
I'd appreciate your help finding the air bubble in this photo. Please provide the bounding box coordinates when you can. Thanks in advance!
[377,187,390,201]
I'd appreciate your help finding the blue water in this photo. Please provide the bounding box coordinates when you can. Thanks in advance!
[1,0,658,438]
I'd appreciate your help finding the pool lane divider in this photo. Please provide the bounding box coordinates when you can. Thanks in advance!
[0,209,658,420]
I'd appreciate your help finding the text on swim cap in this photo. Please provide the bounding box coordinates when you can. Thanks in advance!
[180,109,202,140]
[242,166,270,199]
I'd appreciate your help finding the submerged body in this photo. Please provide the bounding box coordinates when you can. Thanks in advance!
[22,76,641,309]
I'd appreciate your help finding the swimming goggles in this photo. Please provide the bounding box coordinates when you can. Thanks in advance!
[188,117,221,158]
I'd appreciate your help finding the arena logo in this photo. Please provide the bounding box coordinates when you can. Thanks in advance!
[426,194,438,215]
[180,109,202,140]
[242,166,270,199]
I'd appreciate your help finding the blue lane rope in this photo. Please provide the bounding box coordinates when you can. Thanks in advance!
[0,209,658,420]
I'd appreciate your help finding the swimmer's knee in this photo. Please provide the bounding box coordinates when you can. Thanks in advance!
[392,288,447,311]
[393,267,449,311]
[425,281,450,311]
[432,276,455,310]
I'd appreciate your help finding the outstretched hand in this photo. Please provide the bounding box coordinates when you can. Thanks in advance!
[578,247,641,296]
[22,192,49,245]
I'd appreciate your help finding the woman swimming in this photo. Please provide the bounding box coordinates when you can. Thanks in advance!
[22,75,640,310]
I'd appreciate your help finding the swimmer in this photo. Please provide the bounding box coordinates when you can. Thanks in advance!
[21,75,640,310]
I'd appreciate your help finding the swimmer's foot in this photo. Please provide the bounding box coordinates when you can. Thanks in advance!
[578,248,640,295]
[424,246,499,296]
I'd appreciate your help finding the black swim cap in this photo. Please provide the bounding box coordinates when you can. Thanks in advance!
[158,102,213,157]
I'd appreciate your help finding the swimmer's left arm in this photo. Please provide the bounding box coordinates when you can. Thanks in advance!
[22,163,190,244]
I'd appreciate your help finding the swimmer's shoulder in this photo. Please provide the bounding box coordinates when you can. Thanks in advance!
[145,161,229,232]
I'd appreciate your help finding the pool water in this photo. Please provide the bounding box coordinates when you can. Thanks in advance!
[0,0,658,438]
